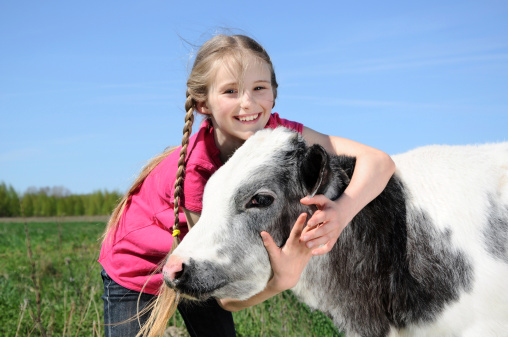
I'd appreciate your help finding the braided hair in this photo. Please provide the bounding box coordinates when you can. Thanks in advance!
[171,93,195,245]
[170,34,278,246]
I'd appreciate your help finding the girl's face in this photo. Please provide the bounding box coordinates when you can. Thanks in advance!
[197,57,274,159]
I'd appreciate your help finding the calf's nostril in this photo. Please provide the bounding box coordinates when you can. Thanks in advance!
[162,258,183,281]
[174,263,186,281]
[162,260,188,288]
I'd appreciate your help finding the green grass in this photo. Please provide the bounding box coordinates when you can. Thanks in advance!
[0,220,341,337]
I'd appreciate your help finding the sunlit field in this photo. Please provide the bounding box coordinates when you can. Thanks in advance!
[0,219,340,337]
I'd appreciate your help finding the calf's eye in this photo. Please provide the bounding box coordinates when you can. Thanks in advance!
[246,194,274,209]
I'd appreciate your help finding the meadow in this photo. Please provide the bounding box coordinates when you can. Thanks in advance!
[0,219,341,337]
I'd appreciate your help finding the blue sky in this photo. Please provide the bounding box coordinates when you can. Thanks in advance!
[1,1,507,194]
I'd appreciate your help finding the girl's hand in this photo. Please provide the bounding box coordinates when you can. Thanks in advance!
[300,194,349,255]
[260,213,313,293]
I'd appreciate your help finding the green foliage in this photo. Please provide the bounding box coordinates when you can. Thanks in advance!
[0,183,21,217]
[0,220,343,337]
[233,291,341,337]
[0,182,122,218]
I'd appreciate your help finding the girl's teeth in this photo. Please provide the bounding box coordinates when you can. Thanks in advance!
[238,114,259,122]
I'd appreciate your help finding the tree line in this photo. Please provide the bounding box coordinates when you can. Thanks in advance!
[0,182,123,217]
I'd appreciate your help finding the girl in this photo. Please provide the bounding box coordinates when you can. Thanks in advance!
[99,34,395,337]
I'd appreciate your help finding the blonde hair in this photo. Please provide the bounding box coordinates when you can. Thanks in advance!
[172,34,278,244]
[102,34,278,337]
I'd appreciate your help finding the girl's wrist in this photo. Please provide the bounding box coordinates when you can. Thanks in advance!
[333,191,358,225]
[267,273,299,293]
[265,276,285,294]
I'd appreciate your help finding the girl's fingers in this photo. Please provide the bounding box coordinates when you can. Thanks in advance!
[306,211,328,228]
[260,231,278,259]
[311,240,336,256]
[262,213,308,259]
[300,194,328,207]
[289,213,308,241]
[301,219,313,237]
[300,195,336,228]
[301,221,329,242]
[304,233,331,249]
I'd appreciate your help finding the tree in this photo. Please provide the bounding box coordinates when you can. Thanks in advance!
[0,182,21,216]
[21,194,34,217]
[0,183,124,217]
[73,196,85,216]
[0,182,9,216]
[7,185,21,216]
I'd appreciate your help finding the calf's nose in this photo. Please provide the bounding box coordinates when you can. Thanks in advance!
[162,255,185,287]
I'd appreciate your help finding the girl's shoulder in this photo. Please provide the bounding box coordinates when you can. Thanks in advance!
[186,119,222,169]
[150,120,220,194]
[266,113,304,134]
[157,119,221,172]
[140,121,220,211]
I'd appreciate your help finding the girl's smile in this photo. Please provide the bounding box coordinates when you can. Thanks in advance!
[197,56,275,160]
[235,113,261,123]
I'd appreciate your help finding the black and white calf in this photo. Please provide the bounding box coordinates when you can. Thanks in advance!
[163,127,508,337]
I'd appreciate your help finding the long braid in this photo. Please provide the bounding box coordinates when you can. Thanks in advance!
[135,94,196,337]
[171,93,195,247]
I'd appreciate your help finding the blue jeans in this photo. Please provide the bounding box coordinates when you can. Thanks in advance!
[101,269,236,337]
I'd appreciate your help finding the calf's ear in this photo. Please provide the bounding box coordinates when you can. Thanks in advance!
[299,144,331,197]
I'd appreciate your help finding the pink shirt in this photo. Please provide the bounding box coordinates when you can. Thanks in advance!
[99,113,303,294]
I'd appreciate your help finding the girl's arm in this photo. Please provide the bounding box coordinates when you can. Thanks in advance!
[183,208,199,230]
[300,126,396,255]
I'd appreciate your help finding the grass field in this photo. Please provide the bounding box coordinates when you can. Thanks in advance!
[0,220,341,337]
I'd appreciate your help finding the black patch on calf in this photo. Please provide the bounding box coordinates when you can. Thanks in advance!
[483,195,508,263]
[308,163,474,336]
[395,210,474,323]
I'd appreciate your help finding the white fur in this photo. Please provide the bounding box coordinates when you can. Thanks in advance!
[388,143,508,335]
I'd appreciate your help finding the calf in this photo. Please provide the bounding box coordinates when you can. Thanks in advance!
[164,127,508,336]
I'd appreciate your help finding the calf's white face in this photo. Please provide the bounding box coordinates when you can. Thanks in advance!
[163,128,315,300]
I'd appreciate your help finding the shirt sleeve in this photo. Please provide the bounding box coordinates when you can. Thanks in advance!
[182,162,213,213]
[265,112,304,134]
[169,158,218,214]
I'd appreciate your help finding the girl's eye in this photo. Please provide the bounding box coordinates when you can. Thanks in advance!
[254,86,265,91]
[224,89,237,94]
[246,194,274,209]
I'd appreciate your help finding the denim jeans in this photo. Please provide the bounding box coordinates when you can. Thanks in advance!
[101,269,236,337]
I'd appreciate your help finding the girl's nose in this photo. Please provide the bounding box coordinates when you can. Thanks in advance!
[240,90,255,109]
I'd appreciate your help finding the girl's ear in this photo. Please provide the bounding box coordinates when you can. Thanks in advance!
[196,101,211,115]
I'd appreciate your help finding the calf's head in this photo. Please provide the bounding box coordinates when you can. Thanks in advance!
[163,127,339,301]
